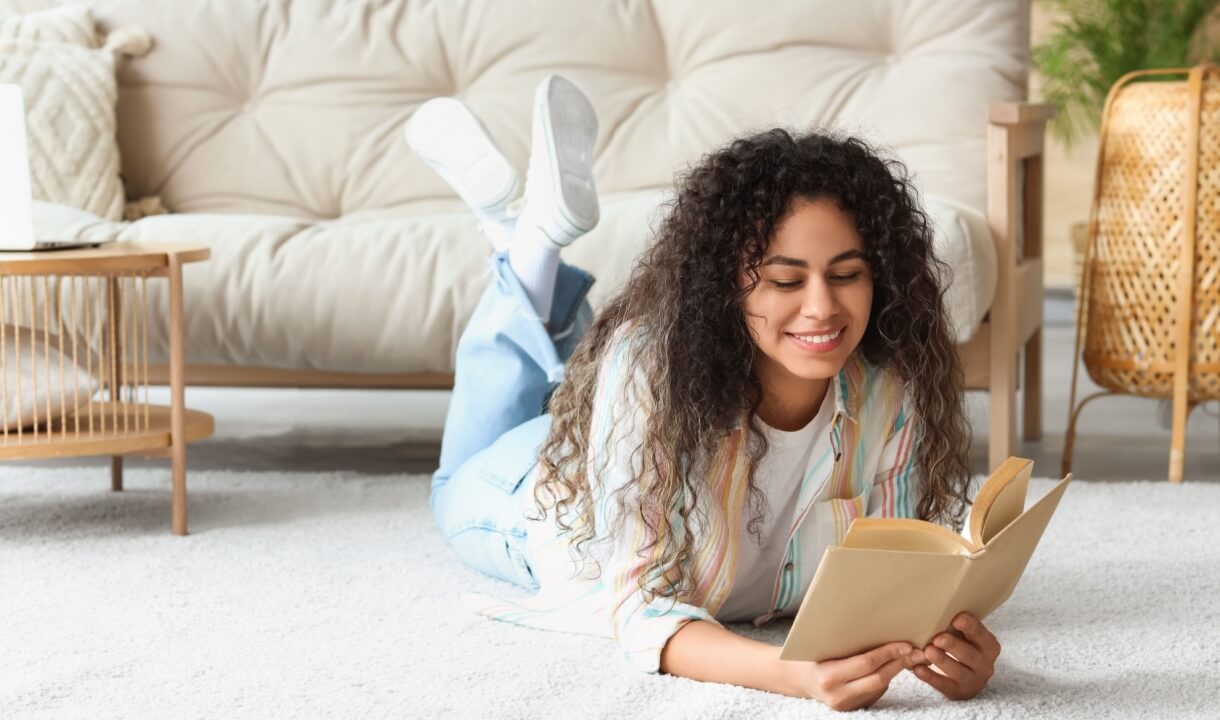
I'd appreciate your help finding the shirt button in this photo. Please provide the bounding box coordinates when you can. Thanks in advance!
[784,562,794,572]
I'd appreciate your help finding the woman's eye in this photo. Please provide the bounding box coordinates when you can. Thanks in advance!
[770,280,801,289]
[831,272,862,283]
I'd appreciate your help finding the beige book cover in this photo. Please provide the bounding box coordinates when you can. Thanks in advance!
[780,457,1072,662]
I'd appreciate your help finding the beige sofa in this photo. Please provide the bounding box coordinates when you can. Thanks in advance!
[14,0,1049,469]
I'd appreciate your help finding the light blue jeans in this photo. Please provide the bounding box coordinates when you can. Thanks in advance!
[430,252,594,591]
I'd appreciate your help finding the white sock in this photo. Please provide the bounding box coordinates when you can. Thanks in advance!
[479,198,524,253]
[479,220,512,253]
[509,204,561,322]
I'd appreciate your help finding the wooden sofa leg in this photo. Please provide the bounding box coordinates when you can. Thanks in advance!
[989,347,1018,473]
[989,390,1015,473]
[1023,328,1043,441]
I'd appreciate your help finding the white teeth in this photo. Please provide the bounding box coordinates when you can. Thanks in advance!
[793,329,842,344]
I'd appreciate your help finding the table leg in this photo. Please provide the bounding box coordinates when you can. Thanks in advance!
[168,254,188,535]
[109,275,124,492]
[1023,329,1043,441]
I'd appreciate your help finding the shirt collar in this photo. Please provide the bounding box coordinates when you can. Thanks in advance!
[831,351,868,425]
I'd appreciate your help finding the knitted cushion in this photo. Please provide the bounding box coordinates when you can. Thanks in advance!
[0,3,93,45]
[0,5,149,221]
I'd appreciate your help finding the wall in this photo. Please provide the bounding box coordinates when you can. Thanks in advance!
[1030,1,1098,291]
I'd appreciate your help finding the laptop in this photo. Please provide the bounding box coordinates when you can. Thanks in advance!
[0,83,111,251]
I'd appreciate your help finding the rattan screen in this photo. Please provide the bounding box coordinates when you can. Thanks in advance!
[1081,66,1220,402]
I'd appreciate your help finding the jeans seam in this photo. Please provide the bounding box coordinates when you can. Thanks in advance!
[476,449,538,490]
[447,521,538,590]
[448,519,528,540]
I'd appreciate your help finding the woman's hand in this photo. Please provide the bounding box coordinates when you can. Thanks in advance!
[784,641,924,711]
[910,613,1001,700]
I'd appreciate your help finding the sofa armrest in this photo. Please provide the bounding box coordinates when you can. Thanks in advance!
[985,100,1056,341]
[987,102,1056,127]
[982,100,1056,468]
[985,100,1054,334]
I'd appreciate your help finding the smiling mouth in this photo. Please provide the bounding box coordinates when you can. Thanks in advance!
[785,327,847,354]
[787,328,844,344]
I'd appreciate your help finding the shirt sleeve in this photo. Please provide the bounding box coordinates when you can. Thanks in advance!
[866,387,921,519]
[586,329,720,673]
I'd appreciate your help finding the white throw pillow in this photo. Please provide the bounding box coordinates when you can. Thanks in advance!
[0,3,93,45]
[1,323,99,430]
[0,5,150,221]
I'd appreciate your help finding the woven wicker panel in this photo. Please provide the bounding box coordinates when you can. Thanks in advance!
[1082,70,1220,401]
[1197,79,1220,399]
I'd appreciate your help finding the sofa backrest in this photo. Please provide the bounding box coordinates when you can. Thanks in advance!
[92,0,1029,220]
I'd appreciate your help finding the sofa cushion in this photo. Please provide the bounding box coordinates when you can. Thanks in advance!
[40,187,989,371]
[101,192,662,372]
[32,199,122,243]
[90,0,1025,223]
[923,195,996,344]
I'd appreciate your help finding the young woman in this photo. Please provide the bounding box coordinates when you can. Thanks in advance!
[408,75,995,711]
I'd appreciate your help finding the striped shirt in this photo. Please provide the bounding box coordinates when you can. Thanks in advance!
[463,326,921,673]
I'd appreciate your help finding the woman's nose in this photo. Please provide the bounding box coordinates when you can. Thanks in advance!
[800,279,839,318]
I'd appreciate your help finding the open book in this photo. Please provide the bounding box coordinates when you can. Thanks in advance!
[779,457,1072,662]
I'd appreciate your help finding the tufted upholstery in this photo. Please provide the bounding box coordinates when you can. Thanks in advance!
[95,0,1027,219]
[25,0,1030,372]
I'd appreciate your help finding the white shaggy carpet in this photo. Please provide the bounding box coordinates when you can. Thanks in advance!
[2,467,1218,719]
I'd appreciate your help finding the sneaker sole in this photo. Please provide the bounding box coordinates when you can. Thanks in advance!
[404,98,520,212]
[534,77,599,243]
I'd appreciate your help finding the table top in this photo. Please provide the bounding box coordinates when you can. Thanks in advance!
[0,242,210,275]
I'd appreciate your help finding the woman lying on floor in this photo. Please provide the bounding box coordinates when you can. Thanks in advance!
[409,75,993,711]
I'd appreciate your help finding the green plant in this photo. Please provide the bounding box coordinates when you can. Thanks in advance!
[1033,0,1220,147]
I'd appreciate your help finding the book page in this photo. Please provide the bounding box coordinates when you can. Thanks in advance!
[842,518,974,556]
[967,458,1034,546]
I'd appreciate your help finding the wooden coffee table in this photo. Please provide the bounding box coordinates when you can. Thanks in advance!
[0,243,213,534]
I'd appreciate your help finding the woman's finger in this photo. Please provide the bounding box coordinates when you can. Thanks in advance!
[911,663,959,697]
[840,657,906,701]
[953,614,1000,657]
[821,642,912,685]
[931,632,985,671]
[924,645,971,683]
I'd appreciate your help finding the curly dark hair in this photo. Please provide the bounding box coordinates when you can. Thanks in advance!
[534,128,972,603]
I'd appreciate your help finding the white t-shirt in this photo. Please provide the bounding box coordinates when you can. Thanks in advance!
[715,397,834,622]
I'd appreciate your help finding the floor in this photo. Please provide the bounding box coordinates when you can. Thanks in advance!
[12,291,1220,483]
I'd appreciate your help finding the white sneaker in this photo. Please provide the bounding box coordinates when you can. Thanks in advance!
[520,75,599,247]
[403,97,520,223]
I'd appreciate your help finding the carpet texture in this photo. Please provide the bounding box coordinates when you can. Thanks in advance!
[1,466,1217,719]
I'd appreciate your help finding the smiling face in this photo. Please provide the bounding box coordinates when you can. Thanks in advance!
[742,196,873,423]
